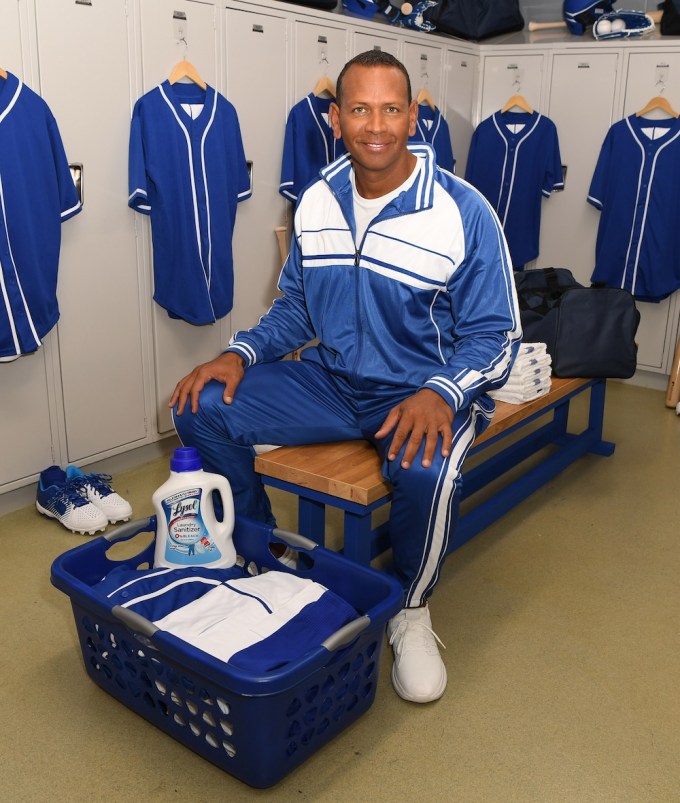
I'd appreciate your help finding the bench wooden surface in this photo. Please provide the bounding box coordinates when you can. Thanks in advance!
[254,377,590,506]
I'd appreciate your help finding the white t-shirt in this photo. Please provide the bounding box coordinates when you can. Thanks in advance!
[351,158,422,246]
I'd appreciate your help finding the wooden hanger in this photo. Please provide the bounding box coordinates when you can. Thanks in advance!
[169,60,206,90]
[636,95,679,119]
[416,87,436,111]
[312,75,335,98]
[501,94,533,114]
[0,67,7,80]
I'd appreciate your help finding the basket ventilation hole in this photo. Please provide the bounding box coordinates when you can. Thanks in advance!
[86,637,97,652]
[216,698,230,716]
[82,616,94,633]
[155,680,167,695]
[305,685,319,703]
[304,708,317,725]
[186,700,199,716]
[220,720,233,736]
[364,661,375,678]
[171,691,183,707]
[347,694,359,712]
[322,676,335,695]
[143,692,155,709]
[158,700,169,716]
[205,733,219,749]
[352,653,364,672]
[317,718,330,735]
[174,713,186,727]
[320,697,332,715]
[286,698,301,717]
[222,741,237,758]
[367,641,377,658]
[190,722,201,737]
[338,662,350,680]
[362,682,373,698]
[287,720,301,738]
[109,633,118,648]
[200,690,214,706]
[202,711,216,727]
[301,728,314,746]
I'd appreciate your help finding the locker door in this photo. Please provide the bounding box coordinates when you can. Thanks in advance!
[539,52,619,281]
[352,30,400,58]
[0,0,54,488]
[443,50,478,175]
[479,54,544,120]
[35,0,148,462]
[402,41,443,107]
[620,52,680,372]
[137,0,226,435]
[293,21,348,102]
[225,7,288,334]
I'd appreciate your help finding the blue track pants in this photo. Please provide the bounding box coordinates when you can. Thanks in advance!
[173,359,492,606]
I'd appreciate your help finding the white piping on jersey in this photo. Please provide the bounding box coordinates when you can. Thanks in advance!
[117,574,225,608]
[492,113,542,226]
[0,175,41,354]
[623,117,680,295]
[305,94,331,165]
[105,567,174,597]
[200,96,218,288]
[61,201,81,219]
[158,84,217,321]
[0,77,21,125]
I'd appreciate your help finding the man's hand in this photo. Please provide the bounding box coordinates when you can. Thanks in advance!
[169,352,245,416]
[375,388,453,469]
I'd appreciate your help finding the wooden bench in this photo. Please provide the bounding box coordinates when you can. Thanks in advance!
[254,377,615,565]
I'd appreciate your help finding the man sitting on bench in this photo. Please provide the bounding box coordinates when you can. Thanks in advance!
[170,51,521,704]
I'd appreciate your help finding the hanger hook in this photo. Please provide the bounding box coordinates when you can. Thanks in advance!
[180,35,188,60]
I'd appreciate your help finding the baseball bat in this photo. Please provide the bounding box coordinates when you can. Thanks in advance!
[528,21,566,31]
[527,10,662,32]
[665,335,680,408]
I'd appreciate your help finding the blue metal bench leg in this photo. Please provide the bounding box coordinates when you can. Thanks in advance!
[342,510,374,565]
[297,497,327,546]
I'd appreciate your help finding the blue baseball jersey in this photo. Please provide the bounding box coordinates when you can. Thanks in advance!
[408,104,455,174]
[465,111,563,268]
[95,566,357,673]
[279,93,346,203]
[128,81,251,325]
[0,72,81,359]
[588,115,680,302]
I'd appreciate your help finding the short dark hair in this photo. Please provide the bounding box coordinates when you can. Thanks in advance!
[335,50,412,106]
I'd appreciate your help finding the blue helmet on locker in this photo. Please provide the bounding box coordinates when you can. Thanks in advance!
[342,0,379,17]
[563,1,616,35]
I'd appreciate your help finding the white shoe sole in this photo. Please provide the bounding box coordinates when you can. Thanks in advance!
[36,501,108,535]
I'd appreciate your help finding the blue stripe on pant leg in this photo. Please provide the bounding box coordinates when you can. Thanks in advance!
[377,401,489,606]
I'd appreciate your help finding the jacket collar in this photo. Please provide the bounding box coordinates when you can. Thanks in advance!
[320,142,437,219]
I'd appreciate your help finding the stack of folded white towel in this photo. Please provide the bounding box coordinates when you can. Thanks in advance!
[489,342,552,404]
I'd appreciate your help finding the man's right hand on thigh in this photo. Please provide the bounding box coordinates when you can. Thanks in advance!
[170,352,245,415]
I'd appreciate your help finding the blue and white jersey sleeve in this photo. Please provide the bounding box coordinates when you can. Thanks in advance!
[127,104,150,214]
[587,126,613,210]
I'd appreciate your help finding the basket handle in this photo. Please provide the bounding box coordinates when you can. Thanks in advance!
[271,527,319,551]
[112,604,159,645]
[321,615,371,651]
[104,516,156,543]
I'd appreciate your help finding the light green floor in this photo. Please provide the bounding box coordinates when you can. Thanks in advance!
[2,381,679,802]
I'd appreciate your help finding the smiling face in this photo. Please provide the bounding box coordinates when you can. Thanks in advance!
[329,64,418,199]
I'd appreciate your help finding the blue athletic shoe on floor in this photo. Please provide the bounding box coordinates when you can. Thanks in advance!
[65,465,133,524]
[36,465,109,535]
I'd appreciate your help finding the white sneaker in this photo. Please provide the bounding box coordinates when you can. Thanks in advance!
[65,466,133,523]
[387,605,447,703]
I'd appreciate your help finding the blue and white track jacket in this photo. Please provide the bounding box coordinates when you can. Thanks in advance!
[229,144,521,414]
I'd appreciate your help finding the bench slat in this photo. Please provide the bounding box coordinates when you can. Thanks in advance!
[254,377,590,506]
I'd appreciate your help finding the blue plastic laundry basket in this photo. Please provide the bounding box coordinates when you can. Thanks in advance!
[51,516,403,788]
